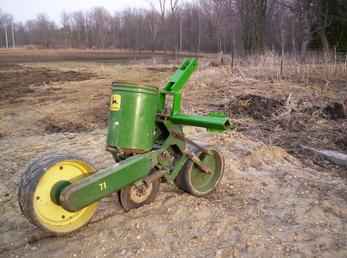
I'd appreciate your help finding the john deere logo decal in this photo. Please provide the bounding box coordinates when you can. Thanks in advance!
[110,95,121,111]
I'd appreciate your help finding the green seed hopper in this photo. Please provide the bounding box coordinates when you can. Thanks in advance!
[18,58,232,235]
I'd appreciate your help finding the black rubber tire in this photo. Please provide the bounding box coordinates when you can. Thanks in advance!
[119,179,160,212]
[18,153,96,235]
[174,144,200,194]
[175,149,224,197]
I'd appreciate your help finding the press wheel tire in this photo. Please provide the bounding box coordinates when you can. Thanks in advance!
[18,153,98,235]
[175,149,224,197]
[119,179,160,211]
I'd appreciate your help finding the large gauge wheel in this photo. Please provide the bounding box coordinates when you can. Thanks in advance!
[119,179,160,211]
[175,149,224,197]
[18,153,98,235]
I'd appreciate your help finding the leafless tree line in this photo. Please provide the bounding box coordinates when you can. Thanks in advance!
[1,0,346,57]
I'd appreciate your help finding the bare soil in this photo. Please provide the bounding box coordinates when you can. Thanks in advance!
[0,49,199,64]
[1,50,347,258]
[224,94,347,169]
[0,64,96,103]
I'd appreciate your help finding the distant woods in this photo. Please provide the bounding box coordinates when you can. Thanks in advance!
[0,0,347,57]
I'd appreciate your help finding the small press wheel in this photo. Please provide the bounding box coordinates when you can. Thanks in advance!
[119,179,160,211]
[18,153,98,235]
[175,149,224,197]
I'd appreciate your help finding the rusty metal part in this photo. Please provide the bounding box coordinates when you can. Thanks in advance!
[171,130,211,174]
[119,178,160,211]
[183,150,212,174]
[143,170,167,186]
[129,183,153,204]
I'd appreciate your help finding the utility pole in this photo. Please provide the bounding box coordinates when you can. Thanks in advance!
[11,23,15,48]
[197,8,200,52]
[179,16,182,52]
[4,24,8,48]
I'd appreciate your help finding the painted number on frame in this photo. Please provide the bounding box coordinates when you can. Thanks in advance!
[99,181,107,192]
[110,95,121,111]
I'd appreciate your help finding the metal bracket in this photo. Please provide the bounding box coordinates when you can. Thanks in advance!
[171,130,209,154]
[183,150,212,174]
[143,170,167,186]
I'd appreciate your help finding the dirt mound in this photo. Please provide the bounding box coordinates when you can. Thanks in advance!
[225,94,347,168]
[322,102,346,120]
[0,65,96,103]
[227,94,284,120]
[242,145,297,168]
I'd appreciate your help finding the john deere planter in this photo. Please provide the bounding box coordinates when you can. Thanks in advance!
[18,58,232,234]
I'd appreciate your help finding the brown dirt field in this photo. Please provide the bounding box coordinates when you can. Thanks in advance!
[0,48,200,64]
[1,51,347,258]
[0,64,96,103]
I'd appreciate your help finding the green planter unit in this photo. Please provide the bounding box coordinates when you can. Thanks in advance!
[18,58,234,235]
[107,83,159,153]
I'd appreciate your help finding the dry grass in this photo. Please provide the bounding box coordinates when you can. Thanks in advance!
[211,51,347,85]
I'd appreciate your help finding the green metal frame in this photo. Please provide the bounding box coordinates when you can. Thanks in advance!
[159,58,198,114]
[159,58,231,130]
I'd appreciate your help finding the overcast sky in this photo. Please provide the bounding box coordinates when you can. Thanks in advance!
[1,0,151,23]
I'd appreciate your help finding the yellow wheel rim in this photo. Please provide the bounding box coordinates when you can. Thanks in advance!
[33,160,98,234]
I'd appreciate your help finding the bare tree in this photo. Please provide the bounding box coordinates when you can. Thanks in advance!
[145,6,160,51]
[71,11,87,48]
[158,0,167,18]
[0,11,13,48]
[4,24,8,48]
[3,1,345,56]
[11,22,15,48]
[61,12,71,48]
[279,0,330,60]
[88,7,112,48]
[170,0,180,15]
[237,0,267,54]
